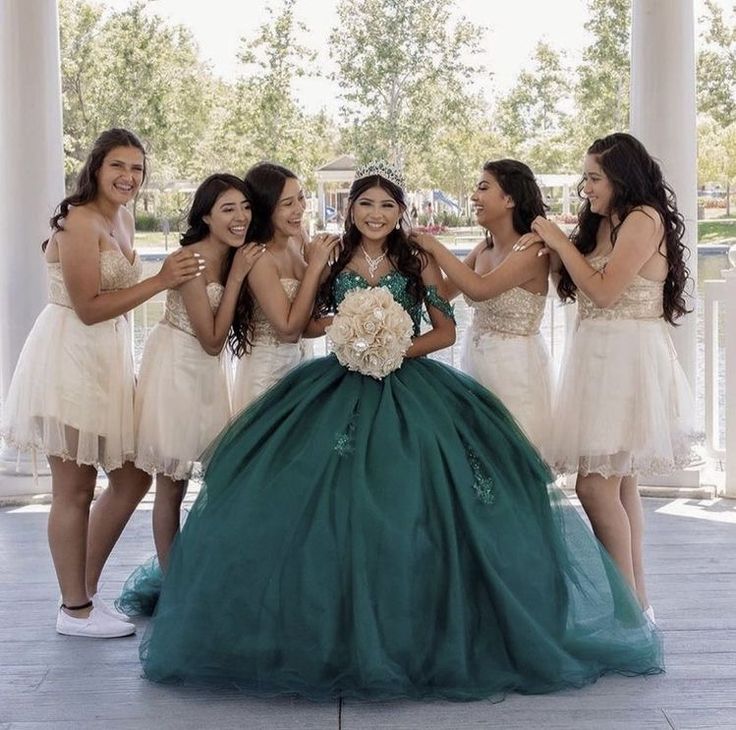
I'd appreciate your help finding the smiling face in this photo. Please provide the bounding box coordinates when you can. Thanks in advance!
[582,154,614,215]
[95,145,145,205]
[271,176,306,238]
[470,170,514,228]
[203,187,252,248]
[351,184,402,245]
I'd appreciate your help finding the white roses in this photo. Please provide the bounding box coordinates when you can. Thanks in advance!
[325,287,414,379]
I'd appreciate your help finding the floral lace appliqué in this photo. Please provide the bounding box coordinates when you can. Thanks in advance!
[465,445,495,505]
[334,408,358,457]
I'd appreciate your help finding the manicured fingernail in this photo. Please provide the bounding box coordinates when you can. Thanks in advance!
[537,250,544,256]
[193,252,202,258]
[195,271,202,276]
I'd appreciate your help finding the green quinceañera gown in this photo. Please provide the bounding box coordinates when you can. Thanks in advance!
[139,270,663,700]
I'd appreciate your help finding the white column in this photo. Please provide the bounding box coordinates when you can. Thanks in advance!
[630,0,701,490]
[630,0,697,384]
[0,0,65,494]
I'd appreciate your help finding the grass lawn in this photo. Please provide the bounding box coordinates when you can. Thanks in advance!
[698,219,736,243]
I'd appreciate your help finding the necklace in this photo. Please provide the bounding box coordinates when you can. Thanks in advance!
[360,244,387,281]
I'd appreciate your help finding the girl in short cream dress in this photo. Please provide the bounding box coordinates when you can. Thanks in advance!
[415,159,552,453]
[0,129,200,638]
[230,163,338,412]
[133,174,263,571]
[526,133,694,623]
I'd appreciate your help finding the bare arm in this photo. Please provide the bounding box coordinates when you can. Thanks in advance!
[416,233,545,301]
[531,209,662,308]
[405,256,456,358]
[58,210,202,325]
[303,316,333,338]
[441,241,483,300]
[247,236,339,341]
[179,243,264,356]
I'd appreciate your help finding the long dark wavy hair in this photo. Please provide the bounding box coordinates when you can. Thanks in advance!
[229,162,298,357]
[315,175,427,317]
[480,159,548,248]
[179,173,250,283]
[43,128,146,251]
[558,133,690,324]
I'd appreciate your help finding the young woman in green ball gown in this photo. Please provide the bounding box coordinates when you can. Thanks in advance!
[139,162,663,701]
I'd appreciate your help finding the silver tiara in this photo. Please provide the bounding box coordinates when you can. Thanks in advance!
[354,160,406,190]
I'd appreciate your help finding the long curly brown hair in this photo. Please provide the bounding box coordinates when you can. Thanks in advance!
[558,133,691,324]
[42,128,146,251]
[315,175,427,317]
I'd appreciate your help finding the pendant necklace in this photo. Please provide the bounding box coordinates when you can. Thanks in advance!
[360,244,387,281]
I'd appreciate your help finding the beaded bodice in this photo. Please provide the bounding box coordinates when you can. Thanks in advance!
[578,255,664,321]
[252,278,301,345]
[464,287,545,340]
[48,249,143,308]
[164,282,225,336]
[334,270,454,335]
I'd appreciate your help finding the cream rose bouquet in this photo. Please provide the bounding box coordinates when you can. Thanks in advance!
[325,287,414,379]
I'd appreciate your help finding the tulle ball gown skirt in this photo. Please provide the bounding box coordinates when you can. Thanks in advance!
[140,355,663,701]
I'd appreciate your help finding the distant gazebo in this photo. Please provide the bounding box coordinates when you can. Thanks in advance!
[315,154,356,226]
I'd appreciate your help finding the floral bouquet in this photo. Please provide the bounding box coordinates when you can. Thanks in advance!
[325,287,414,379]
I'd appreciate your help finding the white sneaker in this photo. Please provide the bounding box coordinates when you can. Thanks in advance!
[91,593,132,623]
[56,606,135,638]
[643,605,656,624]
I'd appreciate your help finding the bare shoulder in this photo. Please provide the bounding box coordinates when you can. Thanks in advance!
[624,206,663,235]
[62,205,100,235]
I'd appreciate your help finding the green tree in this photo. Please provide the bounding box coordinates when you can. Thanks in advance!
[495,40,576,172]
[572,0,631,154]
[219,0,320,178]
[329,0,484,184]
[59,0,213,190]
[699,119,736,217]
[697,0,736,127]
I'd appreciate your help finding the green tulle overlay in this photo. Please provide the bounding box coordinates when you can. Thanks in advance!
[138,355,663,700]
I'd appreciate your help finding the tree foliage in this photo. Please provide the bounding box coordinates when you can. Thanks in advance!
[329,0,484,185]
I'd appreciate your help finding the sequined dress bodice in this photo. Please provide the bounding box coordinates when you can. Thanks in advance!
[164,283,225,336]
[464,287,545,340]
[578,255,664,321]
[48,249,143,308]
[252,278,301,346]
[334,270,454,335]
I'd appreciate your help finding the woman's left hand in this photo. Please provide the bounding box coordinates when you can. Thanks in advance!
[529,216,570,252]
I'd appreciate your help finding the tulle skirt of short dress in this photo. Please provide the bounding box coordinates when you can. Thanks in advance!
[549,317,694,477]
[0,303,135,472]
[134,322,231,481]
[462,330,553,455]
[231,340,308,414]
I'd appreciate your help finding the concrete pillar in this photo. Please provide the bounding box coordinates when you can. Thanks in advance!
[0,0,65,494]
[630,0,700,489]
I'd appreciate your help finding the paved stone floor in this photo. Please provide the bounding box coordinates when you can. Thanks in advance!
[1,495,735,729]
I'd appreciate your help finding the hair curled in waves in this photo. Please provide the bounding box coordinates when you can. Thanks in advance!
[43,128,146,251]
[315,174,427,318]
[557,132,691,324]
[481,159,548,248]
[180,172,250,284]
[229,162,298,358]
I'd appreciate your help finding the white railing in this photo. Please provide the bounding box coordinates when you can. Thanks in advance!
[703,261,736,496]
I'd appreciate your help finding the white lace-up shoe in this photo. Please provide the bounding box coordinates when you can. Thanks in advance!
[91,593,131,622]
[56,606,135,638]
